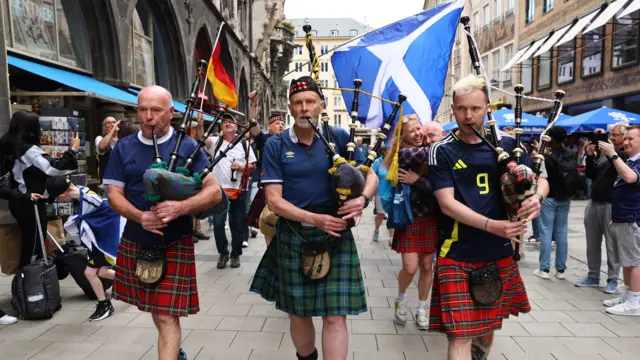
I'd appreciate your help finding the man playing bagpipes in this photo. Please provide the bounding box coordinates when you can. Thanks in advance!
[204,113,257,269]
[250,76,378,360]
[427,75,550,360]
[103,85,223,360]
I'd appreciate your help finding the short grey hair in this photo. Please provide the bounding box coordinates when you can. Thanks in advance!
[608,122,629,133]
[452,74,490,104]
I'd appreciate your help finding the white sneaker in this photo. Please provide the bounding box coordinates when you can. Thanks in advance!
[533,269,550,279]
[603,296,625,307]
[394,299,407,325]
[242,241,248,248]
[0,315,17,325]
[415,308,428,330]
[605,301,640,316]
[554,271,566,280]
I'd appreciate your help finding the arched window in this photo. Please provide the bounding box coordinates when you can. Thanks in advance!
[3,0,91,71]
[130,0,171,88]
[194,26,214,106]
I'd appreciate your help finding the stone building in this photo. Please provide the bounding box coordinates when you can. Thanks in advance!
[0,0,293,194]
[505,0,640,116]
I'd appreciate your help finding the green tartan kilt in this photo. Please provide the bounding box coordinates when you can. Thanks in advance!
[250,218,367,317]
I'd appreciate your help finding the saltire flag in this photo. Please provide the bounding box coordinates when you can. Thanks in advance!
[63,187,125,265]
[331,0,464,130]
[207,24,238,108]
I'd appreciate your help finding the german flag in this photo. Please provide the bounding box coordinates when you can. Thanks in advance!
[207,25,237,108]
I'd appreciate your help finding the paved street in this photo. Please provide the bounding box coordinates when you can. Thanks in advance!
[0,200,639,359]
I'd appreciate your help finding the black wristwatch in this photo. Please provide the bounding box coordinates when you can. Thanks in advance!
[361,194,371,208]
[607,154,619,163]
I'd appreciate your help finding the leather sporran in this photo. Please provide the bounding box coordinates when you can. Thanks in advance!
[468,263,502,305]
[300,241,331,280]
[136,245,167,287]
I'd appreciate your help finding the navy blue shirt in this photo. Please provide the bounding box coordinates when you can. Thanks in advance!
[260,126,364,209]
[253,132,272,184]
[103,128,210,245]
[611,155,640,225]
[429,132,531,263]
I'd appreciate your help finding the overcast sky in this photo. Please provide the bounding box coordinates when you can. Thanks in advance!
[284,0,426,29]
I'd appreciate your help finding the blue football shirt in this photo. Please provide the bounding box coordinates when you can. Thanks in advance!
[103,128,210,245]
[611,154,640,225]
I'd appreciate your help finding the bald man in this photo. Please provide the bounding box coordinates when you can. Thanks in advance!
[422,121,446,146]
[104,85,223,360]
[95,116,120,185]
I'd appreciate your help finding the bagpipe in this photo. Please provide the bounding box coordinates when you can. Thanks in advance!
[142,60,258,219]
[460,16,565,260]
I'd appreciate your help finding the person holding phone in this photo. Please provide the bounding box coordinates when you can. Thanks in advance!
[576,124,628,293]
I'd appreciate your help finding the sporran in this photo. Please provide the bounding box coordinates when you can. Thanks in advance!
[468,263,502,305]
[135,245,167,287]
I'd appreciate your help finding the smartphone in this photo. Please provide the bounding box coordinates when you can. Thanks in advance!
[593,133,608,144]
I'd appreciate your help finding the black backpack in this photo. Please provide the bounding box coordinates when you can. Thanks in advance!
[546,149,583,199]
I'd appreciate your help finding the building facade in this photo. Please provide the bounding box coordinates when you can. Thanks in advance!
[511,0,640,116]
[0,0,293,204]
[283,18,373,135]
[426,0,520,124]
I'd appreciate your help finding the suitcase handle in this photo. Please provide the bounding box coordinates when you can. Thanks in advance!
[33,203,49,266]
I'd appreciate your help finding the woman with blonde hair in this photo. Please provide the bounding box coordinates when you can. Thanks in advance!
[386,114,439,331]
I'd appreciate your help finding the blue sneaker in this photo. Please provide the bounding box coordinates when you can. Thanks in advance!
[575,277,600,287]
[178,348,187,360]
[604,280,618,294]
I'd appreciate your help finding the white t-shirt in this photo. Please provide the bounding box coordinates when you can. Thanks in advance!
[94,136,116,155]
[208,136,256,189]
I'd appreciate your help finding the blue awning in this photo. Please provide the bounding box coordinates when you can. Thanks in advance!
[8,55,139,106]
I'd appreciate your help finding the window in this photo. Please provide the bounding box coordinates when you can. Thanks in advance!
[612,10,639,69]
[521,58,533,93]
[483,5,490,27]
[321,62,329,72]
[504,44,513,83]
[321,79,328,88]
[286,114,291,127]
[349,29,358,37]
[334,79,339,87]
[544,0,554,13]
[582,27,603,77]
[334,114,341,127]
[507,0,515,13]
[320,45,329,55]
[557,38,575,84]
[132,5,155,86]
[526,0,534,24]
[334,96,341,107]
[330,30,339,37]
[494,0,501,21]
[537,50,552,90]
[492,51,500,85]
[481,55,489,76]
[295,47,303,55]
[6,0,91,70]
[473,12,479,33]
[307,63,311,72]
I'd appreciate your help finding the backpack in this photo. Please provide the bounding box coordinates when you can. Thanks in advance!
[546,149,583,199]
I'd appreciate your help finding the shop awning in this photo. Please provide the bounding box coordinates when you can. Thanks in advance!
[8,55,138,107]
[620,0,640,18]
[500,44,532,72]
[584,0,632,34]
[555,11,601,47]
[515,34,552,65]
[534,22,574,57]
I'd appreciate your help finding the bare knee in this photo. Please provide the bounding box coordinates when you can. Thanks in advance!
[419,253,434,275]
[322,315,346,330]
[402,258,418,277]
[449,338,473,355]
[84,266,98,279]
[97,266,112,278]
[152,314,180,331]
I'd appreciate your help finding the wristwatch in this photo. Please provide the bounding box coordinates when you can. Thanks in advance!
[361,194,370,208]
[607,154,619,163]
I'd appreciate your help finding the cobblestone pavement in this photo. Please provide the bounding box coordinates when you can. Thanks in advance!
[0,200,638,359]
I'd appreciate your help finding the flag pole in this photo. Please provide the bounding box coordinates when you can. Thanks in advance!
[200,22,226,112]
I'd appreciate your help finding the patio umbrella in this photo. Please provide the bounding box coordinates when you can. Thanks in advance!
[555,106,639,133]
[439,109,549,134]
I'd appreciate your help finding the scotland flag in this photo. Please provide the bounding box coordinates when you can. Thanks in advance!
[331,0,464,128]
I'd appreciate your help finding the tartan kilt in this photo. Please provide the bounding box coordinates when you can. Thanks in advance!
[429,255,530,339]
[391,215,438,253]
[246,188,266,227]
[112,237,199,317]
[250,218,367,317]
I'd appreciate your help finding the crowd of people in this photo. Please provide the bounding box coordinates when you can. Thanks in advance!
[0,72,638,360]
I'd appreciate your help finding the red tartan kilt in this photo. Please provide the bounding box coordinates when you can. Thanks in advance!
[391,216,438,253]
[428,255,530,339]
[112,237,199,317]
[246,188,266,226]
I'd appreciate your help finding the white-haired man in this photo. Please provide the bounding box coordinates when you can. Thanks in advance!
[428,75,549,359]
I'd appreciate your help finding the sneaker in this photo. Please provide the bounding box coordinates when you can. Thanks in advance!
[250,228,258,238]
[217,254,230,269]
[533,269,550,279]
[242,241,249,248]
[193,232,210,241]
[604,280,618,294]
[415,308,428,330]
[527,235,538,242]
[575,277,600,287]
[178,348,187,360]
[208,224,214,232]
[605,301,640,316]
[603,296,625,307]
[394,299,407,325]
[554,270,566,280]
[230,256,241,268]
[0,314,17,325]
[372,230,380,242]
[89,300,114,322]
